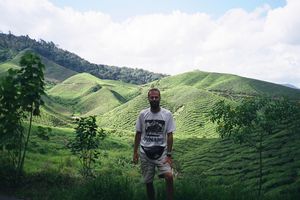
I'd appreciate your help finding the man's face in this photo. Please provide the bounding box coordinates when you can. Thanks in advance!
[148,90,160,109]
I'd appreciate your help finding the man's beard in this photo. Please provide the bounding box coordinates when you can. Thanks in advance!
[150,101,160,110]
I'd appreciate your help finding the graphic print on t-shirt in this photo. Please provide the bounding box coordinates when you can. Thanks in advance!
[143,120,165,145]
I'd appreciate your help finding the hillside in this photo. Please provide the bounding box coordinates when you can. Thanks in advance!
[158,70,300,99]
[0,33,166,84]
[33,70,300,137]
[1,51,300,198]
[97,85,224,138]
[174,121,300,197]
[0,50,78,83]
[47,73,140,117]
[97,70,300,136]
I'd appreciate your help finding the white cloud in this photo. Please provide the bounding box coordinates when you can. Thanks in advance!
[0,0,300,87]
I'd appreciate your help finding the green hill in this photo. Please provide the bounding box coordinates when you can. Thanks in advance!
[93,71,300,197]
[2,55,300,198]
[40,55,78,83]
[47,73,140,116]
[97,85,225,138]
[159,70,300,99]
[97,70,300,136]
[0,33,166,84]
[175,119,300,197]
[0,50,78,83]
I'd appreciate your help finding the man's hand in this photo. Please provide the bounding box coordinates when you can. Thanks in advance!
[164,156,172,166]
[133,152,139,164]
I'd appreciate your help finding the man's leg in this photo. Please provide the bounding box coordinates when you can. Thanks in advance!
[146,182,155,200]
[140,150,155,200]
[164,172,173,200]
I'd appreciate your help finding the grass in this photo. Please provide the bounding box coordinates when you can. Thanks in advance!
[98,84,225,138]
[4,171,261,200]
[158,70,300,99]
[173,122,300,198]
[47,73,140,116]
[1,116,299,199]
[2,66,300,199]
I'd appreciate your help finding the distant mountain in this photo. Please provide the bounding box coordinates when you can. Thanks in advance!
[158,70,300,99]
[0,51,78,83]
[0,32,166,84]
[282,83,299,90]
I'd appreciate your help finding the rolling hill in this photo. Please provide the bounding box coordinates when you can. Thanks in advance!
[96,70,300,137]
[25,69,300,198]
[158,70,300,99]
[47,73,140,117]
[1,49,300,198]
[0,50,78,83]
[0,32,166,84]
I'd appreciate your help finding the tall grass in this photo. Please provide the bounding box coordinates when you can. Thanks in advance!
[3,171,266,200]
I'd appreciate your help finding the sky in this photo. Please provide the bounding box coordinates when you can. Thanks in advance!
[1,0,300,87]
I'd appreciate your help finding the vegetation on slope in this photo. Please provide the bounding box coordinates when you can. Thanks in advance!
[0,32,166,84]
[1,54,300,199]
[0,51,78,83]
[159,70,300,99]
[47,73,140,117]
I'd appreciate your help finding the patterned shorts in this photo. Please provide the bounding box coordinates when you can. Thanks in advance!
[139,147,172,183]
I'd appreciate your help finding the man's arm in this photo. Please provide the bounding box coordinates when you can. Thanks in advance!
[133,131,141,164]
[167,132,173,155]
[164,132,173,165]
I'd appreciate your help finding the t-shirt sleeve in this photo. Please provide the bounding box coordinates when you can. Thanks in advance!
[166,112,176,133]
[135,112,143,132]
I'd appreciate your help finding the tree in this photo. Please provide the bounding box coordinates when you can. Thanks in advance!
[209,97,300,196]
[17,52,45,174]
[0,52,45,179]
[68,116,106,178]
[0,69,24,171]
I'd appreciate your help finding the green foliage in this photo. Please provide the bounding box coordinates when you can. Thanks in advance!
[18,52,45,115]
[36,126,52,141]
[0,69,24,170]
[2,44,300,198]
[1,121,299,199]
[16,52,46,175]
[68,116,106,177]
[3,171,264,200]
[210,97,300,143]
[0,52,46,179]
[71,174,135,200]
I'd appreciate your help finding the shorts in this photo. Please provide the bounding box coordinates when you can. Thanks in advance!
[139,146,172,183]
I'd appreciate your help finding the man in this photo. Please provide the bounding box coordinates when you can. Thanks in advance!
[133,88,175,200]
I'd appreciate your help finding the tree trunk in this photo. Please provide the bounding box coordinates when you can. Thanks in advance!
[18,107,33,175]
[16,128,24,174]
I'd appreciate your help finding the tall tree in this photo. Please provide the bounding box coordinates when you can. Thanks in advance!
[0,69,24,171]
[17,52,45,174]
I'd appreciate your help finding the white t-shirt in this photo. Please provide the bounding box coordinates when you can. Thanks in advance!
[135,107,176,147]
